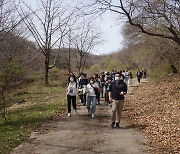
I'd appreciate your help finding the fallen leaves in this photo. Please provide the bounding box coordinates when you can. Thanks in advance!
[124,74,180,154]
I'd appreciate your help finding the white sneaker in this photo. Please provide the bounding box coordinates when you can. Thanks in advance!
[92,114,95,118]
[67,113,71,117]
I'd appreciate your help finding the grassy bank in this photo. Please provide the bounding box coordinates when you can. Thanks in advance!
[0,71,67,154]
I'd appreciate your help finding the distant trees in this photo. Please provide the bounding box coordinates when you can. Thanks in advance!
[18,0,76,85]
[73,20,101,75]
[84,0,180,73]
[0,0,41,121]
[0,0,102,121]
[53,16,101,76]
[101,23,180,74]
[18,0,102,83]
[121,23,180,73]
[91,0,180,45]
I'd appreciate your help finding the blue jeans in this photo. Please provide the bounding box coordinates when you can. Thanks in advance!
[87,96,96,114]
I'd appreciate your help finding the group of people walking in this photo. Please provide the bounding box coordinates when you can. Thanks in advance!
[66,69,146,128]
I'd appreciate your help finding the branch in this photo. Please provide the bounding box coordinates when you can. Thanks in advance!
[116,0,180,45]
[48,61,57,69]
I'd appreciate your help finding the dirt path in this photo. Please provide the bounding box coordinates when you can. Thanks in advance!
[11,78,152,154]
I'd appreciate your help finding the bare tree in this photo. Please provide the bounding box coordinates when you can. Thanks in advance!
[59,20,77,76]
[0,0,36,121]
[122,22,180,73]
[18,0,75,85]
[63,31,74,76]
[73,20,101,75]
[87,0,180,45]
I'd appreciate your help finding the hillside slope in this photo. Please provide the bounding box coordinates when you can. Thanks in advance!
[124,75,180,153]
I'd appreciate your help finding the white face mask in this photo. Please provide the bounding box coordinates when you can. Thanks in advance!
[90,80,94,84]
[70,78,74,82]
[115,77,120,81]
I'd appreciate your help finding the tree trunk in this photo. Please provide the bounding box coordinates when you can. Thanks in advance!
[78,57,83,76]
[44,57,49,86]
[68,49,71,76]
[68,65,71,76]
[77,61,81,76]
[1,90,7,122]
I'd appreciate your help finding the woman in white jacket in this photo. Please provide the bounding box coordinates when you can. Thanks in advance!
[86,77,98,118]
[67,75,77,117]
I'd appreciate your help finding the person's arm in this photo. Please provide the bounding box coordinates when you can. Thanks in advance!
[108,84,112,103]
[67,83,70,95]
[99,80,102,88]
[93,82,99,89]
[123,82,127,94]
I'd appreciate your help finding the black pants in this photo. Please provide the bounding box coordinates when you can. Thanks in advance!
[137,77,141,83]
[101,84,105,98]
[96,92,100,104]
[67,95,76,113]
[105,91,109,102]
[79,94,86,105]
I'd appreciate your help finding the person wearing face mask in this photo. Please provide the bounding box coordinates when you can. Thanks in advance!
[104,77,112,106]
[109,72,127,128]
[86,77,98,118]
[94,74,101,105]
[100,72,105,98]
[77,73,88,106]
[67,75,78,117]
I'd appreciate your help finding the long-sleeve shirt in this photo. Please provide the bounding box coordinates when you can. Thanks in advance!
[67,82,77,96]
[86,83,96,97]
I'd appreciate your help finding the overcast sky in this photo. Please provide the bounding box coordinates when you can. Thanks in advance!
[22,0,124,55]
[94,11,124,55]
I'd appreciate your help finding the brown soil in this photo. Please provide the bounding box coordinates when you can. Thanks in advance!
[11,79,154,154]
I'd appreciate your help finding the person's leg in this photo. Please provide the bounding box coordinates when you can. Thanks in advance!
[97,92,100,104]
[79,94,84,105]
[105,91,108,104]
[127,78,129,87]
[67,95,71,115]
[83,93,86,105]
[105,91,110,106]
[72,96,76,111]
[91,96,97,116]
[87,96,92,114]
[138,77,140,83]
[130,78,132,86]
[103,86,106,98]
[107,94,110,106]
[101,85,104,98]
[111,100,117,127]
[116,100,124,127]
[101,84,105,98]
[125,77,128,84]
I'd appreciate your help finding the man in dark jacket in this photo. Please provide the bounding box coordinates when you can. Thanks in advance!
[109,72,127,128]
